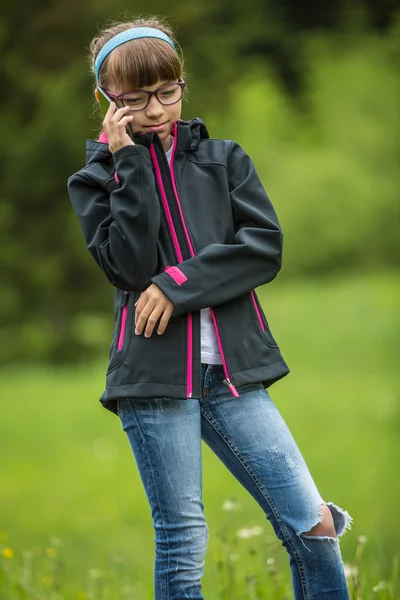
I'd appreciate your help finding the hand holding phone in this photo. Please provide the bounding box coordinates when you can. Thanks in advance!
[97,87,135,152]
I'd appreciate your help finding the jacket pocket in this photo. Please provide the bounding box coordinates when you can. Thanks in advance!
[107,291,136,374]
[249,290,279,348]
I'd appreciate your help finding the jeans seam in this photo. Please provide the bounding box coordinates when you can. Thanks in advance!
[127,400,171,600]
[200,406,309,600]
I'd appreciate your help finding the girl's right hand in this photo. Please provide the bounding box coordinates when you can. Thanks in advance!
[102,102,135,153]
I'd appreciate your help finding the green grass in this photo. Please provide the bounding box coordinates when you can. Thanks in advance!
[0,270,399,599]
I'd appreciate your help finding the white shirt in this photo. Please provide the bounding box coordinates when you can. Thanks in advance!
[165,143,222,364]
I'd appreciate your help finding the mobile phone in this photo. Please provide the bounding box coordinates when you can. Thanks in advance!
[97,86,113,118]
[97,86,134,140]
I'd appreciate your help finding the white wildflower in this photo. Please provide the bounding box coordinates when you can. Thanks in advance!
[343,564,358,579]
[373,581,387,592]
[221,499,240,511]
[237,526,263,539]
[357,535,368,545]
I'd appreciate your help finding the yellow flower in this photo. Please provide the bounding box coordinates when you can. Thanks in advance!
[46,547,57,558]
[2,547,14,559]
[42,576,53,586]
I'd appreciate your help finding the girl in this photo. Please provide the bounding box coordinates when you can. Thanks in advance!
[68,16,352,600]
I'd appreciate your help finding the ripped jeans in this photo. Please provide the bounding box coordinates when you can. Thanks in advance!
[117,363,352,600]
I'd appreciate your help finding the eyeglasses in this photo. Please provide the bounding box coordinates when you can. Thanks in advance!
[101,80,186,112]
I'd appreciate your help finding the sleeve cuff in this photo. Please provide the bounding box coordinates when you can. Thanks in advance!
[151,272,183,317]
[112,144,151,164]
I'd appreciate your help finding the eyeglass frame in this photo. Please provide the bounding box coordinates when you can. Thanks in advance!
[99,79,186,111]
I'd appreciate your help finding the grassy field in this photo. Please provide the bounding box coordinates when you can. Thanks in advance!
[1,270,399,599]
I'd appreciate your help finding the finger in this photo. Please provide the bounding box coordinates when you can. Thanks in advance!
[134,295,145,328]
[116,115,134,127]
[103,101,117,123]
[157,305,174,335]
[135,301,156,335]
[144,306,164,338]
[110,106,131,122]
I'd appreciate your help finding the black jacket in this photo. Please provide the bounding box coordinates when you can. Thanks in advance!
[67,118,290,415]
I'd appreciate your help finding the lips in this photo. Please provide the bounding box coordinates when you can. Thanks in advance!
[143,122,168,132]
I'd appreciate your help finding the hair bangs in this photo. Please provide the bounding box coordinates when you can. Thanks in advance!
[105,38,182,92]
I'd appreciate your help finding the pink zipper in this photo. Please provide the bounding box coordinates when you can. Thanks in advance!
[209,308,239,397]
[250,290,265,332]
[170,124,195,256]
[186,313,193,397]
[150,145,183,263]
[169,123,238,398]
[117,292,129,351]
[150,143,193,398]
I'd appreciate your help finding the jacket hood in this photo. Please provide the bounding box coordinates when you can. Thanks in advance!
[84,118,209,167]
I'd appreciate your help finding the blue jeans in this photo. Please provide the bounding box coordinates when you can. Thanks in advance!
[117,364,351,600]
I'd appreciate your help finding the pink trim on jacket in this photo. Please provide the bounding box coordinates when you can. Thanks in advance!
[169,125,238,398]
[186,313,193,398]
[209,308,240,397]
[149,143,192,396]
[117,304,128,351]
[169,123,196,256]
[149,146,183,263]
[250,290,265,331]
[164,266,187,286]
[98,132,108,143]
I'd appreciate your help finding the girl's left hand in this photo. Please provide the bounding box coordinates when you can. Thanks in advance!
[134,284,174,338]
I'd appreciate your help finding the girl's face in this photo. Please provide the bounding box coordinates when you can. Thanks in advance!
[108,79,183,146]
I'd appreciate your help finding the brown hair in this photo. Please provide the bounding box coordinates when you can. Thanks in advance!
[89,16,184,92]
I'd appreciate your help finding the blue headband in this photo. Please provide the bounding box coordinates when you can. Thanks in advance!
[94,27,176,82]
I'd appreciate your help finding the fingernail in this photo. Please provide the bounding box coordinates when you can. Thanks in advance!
[135,328,139,335]
[144,333,150,338]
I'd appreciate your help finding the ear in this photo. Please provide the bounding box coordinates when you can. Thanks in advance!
[94,88,100,103]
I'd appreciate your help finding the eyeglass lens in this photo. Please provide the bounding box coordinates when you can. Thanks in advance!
[122,83,183,111]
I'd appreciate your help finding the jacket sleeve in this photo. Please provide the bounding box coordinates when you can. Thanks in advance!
[150,141,283,317]
[67,144,161,291]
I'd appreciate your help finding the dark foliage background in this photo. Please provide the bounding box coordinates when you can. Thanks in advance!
[0,0,398,364]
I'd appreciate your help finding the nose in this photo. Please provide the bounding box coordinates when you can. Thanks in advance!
[145,94,165,119]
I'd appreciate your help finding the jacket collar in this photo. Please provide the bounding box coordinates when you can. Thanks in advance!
[84,118,209,166]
